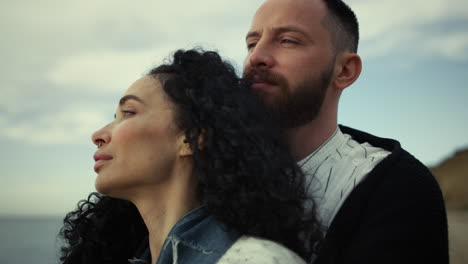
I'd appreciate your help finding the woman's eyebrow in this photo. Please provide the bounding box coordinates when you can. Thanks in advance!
[119,94,145,106]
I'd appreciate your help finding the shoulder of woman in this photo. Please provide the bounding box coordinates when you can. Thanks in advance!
[216,235,307,264]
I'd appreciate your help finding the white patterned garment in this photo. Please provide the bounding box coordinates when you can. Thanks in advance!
[299,127,391,231]
[217,236,306,264]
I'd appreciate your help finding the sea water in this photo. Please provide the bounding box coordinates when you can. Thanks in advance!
[0,217,63,264]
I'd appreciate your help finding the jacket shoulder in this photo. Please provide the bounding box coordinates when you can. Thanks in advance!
[316,126,449,264]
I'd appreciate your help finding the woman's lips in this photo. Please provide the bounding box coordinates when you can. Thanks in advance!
[93,153,113,172]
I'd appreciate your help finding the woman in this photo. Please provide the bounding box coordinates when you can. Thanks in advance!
[59,49,321,264]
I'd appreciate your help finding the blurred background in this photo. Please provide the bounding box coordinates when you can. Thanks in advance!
[0,0,467,263]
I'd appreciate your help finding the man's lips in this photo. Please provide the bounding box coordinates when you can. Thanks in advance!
[249,79,276,90]
[93,153,113,172]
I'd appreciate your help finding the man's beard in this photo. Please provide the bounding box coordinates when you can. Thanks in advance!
[243,64,334,129]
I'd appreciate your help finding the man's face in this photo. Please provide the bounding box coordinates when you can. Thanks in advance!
[243,0,336,128]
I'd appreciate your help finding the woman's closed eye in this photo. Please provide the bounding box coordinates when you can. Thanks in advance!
[121,109,136,117]
[123,109,136,115]
[114,110,136,120]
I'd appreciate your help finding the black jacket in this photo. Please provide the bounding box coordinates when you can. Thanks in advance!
[315,126,449,264]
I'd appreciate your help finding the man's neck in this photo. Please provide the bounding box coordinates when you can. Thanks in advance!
[287,119,338,161]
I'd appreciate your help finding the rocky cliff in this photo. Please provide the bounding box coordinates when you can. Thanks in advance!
[430,148,468,210]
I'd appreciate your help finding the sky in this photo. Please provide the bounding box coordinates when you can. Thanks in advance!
[1,0,467,217]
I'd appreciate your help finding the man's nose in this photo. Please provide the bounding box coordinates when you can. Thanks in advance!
[246,42,275,70]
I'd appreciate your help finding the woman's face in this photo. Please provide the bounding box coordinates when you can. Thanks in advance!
[92,75,183,199]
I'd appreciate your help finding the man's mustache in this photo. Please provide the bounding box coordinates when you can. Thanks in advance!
[243,68,288,87]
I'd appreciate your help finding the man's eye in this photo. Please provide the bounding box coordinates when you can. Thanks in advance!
[247,42,257,50]
[280,39,298,44]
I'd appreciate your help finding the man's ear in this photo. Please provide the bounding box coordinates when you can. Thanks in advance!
[332,52,362,91]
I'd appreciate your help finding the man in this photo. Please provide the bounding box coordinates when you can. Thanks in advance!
[243,0,449,263]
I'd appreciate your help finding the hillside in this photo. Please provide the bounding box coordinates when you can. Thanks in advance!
[430,148,468,210]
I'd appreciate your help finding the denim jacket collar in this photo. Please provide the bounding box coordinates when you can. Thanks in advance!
[128,207,240,264]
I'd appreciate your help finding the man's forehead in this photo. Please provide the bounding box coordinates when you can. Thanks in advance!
[249,0,326,34]
[256,0,325,14]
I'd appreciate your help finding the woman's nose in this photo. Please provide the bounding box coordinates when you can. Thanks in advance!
[91,123,111,148]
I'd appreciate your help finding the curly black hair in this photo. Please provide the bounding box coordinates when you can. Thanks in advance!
[59,49,322,264]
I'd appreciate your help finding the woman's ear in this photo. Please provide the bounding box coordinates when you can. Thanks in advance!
[177,136,193,157]
[177,131,204,157]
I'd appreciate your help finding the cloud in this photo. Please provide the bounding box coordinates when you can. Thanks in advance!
[0,0,260,54]
[0,0,263,146]
[0,0,265,217]
[0,104,109,145]
[351,0,468,39]
[1,0,466,217]
[423,31,468,61]
[1,0,466,147]
[349,0,468,60]
[47,49,167,93]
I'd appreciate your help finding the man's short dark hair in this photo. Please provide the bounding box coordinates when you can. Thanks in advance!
[322,0,359,53]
